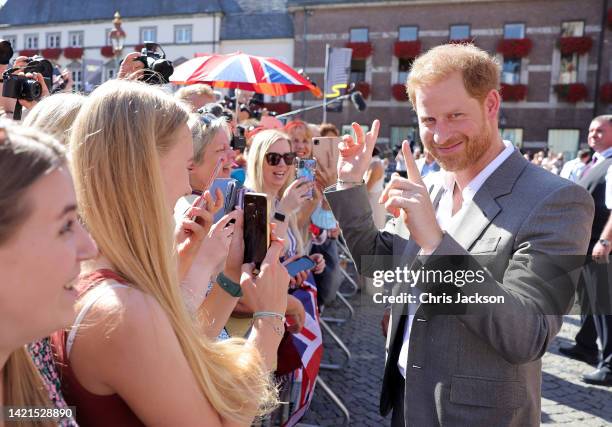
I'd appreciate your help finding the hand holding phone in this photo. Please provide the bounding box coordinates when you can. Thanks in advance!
[284,255,316,277]
[296,158,317,200]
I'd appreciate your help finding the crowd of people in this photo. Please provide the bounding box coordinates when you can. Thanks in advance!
[0,40,610,427]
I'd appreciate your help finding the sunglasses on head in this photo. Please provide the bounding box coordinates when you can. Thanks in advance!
[265,152,297,166]
[199,113,221,126]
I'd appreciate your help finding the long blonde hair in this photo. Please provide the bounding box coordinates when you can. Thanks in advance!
[245,129,304,255]
[69,79,277,422]
[22,93,85,145]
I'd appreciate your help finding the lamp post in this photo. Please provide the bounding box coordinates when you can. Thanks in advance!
[109,11,126,78]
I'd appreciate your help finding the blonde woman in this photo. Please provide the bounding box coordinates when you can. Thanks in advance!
[0,123,97,426]
[22,93,85,145]
[52,80,290,426]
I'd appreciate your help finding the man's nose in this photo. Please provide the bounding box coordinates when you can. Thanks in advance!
[432,122,452,145]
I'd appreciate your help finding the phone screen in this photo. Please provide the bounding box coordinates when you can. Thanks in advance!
[208,178,235,223]
[285,256,316,277]
[296,158,317,199]
[243,193,269,268]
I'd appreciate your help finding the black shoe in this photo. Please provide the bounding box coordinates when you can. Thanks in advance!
[582,366,612,386]
[558,344,599,366]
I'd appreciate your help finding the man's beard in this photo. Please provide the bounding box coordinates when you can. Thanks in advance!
[425,123,491,172]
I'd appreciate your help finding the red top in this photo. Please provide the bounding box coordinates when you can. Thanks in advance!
[51,269,145,427]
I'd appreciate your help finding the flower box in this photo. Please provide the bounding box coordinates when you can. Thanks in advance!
[500,83,527,102]
[554,83,588,103]
[263,102,292,115]
[354,81,370,98]
[600,83,612,103]
[18,49,39,57]
[64,47,84,59]
[497,38,533,58]
[393,41,421,58]
[558,37,593,55]
[345,42,373,59]
[100,45,115,58]
[41,48,62,59]
[392,83,409,102]
[607,8,612,30]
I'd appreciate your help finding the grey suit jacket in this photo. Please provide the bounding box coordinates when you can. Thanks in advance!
[325,150,594,427]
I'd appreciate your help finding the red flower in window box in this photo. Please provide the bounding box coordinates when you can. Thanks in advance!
[18,49,39,57]
[496,38,533,58]
[41,48,62,59]
[354,81,370,99]
[600,83,612,103]
[64,47,84,59]
[554,83,588,103]
[393,41,421,58]
[607,8,612,30]
[263,102,292,115]
[558,36,593,55]
[100,45,115,58]
[500,83,528,102]
[391,83,409,102]
[449,38,475,45]
[345,42,373,59]
[134,44,145,53]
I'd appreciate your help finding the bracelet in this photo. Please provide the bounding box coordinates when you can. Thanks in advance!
[337,178,365,186]
[253,311,286,323]
[216,272,243,298]
[253,315,285,337]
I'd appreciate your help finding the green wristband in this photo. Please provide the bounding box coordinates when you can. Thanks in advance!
[216,272,243,298]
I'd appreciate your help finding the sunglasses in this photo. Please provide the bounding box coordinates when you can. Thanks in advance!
[265,152,297,166]
[199,113,221,126]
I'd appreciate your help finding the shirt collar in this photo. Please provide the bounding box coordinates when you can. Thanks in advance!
[595,147,612,160]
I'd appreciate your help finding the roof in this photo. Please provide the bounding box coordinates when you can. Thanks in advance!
[0,0,223,26]
[220,0,293,40]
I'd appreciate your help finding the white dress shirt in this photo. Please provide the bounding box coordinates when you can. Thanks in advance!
[591,147,612,210]
[397,140,515,378]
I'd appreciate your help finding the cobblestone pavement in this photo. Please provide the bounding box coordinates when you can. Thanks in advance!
[299,280,612,426]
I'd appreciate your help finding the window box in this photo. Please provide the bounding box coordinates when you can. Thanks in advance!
[100,45,115,58]
[393,41,421,58]
[500,83,527,102]
[345,42,373,59]
[607,8,612,30]
[496,38,532,58]
[554,83,588,103]
[558,36,593,55]
[600,82,612,103]
[392,83,409,102]
[41,48,62,59]
[64,47,84,59]
[19,49,39,57]
[264,102,292,115]
[354,81,370,99]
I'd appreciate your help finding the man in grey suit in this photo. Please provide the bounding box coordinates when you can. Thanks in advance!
[324,44,594,426]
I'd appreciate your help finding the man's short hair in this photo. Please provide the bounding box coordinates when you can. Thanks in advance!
[406,44,501,109]
[319,123,340,137]
[592,114,612,125]
[175,84,215,102]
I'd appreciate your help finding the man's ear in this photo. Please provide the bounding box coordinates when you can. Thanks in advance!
[484,89,501,120]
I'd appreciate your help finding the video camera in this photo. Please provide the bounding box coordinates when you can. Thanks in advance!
[136,42,174,84]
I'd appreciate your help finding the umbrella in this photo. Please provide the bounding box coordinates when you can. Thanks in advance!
[170,52,322,98]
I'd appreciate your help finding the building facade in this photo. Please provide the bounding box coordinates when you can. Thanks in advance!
[289,0,612,156]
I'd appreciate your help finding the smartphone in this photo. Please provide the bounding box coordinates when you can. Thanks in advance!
[312,136,340,174]
[296,158,317,199]
[285,255,316,277]
[243,193,270,269]
[190,157,225,222]
[208,178,236,223]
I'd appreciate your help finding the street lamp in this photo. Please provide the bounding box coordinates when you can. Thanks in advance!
[109,11,126,77]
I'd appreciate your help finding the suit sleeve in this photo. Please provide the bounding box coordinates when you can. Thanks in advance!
[419,183,594,364]
[324,184,395,277]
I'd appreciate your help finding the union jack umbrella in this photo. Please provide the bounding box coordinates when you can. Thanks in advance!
[170,52,322,98]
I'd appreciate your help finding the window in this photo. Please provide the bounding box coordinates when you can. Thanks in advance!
[105,28,113,45]
[349,28,368,42]
[68,31,84,47]
[72,68,83,92]
[561,21,584,37]
[2,35,17,50]
[390,126,419,150]
[140,27,157,43]
[46,33,61,48]
[25,34,38,49]
[502,58,521,84]
[504,23,525,39]
[349,58,366,83]
[449,25,470,40]
[548,129,580,160]
[106,67,115,81]
[397,57,414,84]
[558,21,583,84]
[175,25,192,44]
[398,26,418,42]
[500,128,523,148]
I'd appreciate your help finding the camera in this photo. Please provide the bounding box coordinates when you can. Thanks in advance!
[136,42,174,84]
[2,56,53,101]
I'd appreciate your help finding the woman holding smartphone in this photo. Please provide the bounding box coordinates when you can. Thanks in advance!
[53,80,290,426]
[0,123,97,426]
